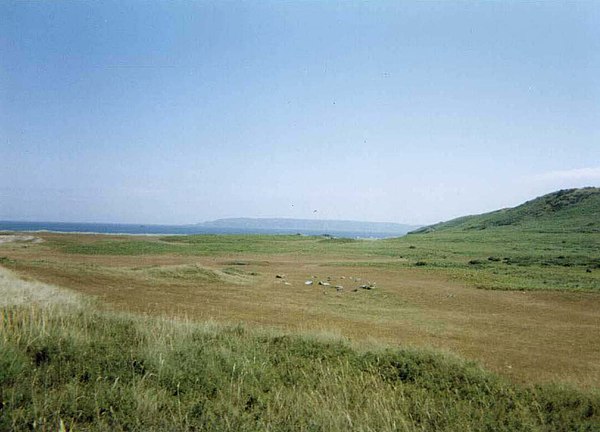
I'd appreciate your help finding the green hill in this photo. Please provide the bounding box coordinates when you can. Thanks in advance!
[412,187,600,234]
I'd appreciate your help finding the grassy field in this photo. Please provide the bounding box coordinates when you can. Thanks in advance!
[1,269,599,431]
[1,229,599,390]
[1,190,599,429]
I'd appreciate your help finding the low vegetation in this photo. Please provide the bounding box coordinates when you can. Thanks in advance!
[27,224,600,293]
[2,299,599,431]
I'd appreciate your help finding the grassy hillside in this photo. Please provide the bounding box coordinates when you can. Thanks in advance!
[2,300,599,431]
[390,188,600,292]
[412,187,600,233]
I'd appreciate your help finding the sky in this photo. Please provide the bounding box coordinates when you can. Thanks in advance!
[1,1,599,225]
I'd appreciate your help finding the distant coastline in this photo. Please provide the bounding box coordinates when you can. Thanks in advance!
[0,219,418,239]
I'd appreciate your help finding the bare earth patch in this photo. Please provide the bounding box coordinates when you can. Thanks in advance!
[0,234,44,244]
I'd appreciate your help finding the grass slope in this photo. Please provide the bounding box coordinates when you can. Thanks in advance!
[413,187,600,233]
[2,301,599,431]
[392,188,600,292]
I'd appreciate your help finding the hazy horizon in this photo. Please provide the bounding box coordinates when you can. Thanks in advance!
[0,186,596,227]
[0,216,419,226]
[2,1,599,226]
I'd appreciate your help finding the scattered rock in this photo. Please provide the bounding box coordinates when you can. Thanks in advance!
[305,280,313,286]
[284,282,292,286]
[318,281,330,286]
[359,283,376,290]
[335,285,344,292]
[275,274,285,279]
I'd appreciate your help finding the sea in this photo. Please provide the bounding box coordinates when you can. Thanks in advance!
[0,221,402,239]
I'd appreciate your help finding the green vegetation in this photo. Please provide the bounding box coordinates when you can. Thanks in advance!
[381,230,599,292]
[40,230,600,293]
[412,188,600,233]
[395,188,600,292]
[48,235,332,256]
[2,301,599,431]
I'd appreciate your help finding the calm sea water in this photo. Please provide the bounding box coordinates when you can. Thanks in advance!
[0,221,400,239]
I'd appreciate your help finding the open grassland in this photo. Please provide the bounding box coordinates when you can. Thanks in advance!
[1,231,599,392]
[1,267,599,431]
[12,228,600,292]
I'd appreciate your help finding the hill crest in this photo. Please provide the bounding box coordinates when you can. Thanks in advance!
[411,187,600,234]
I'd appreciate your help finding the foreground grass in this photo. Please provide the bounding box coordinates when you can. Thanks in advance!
[1,300,599,431]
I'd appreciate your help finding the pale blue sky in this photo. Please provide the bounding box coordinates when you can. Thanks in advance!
[1,1,599,224]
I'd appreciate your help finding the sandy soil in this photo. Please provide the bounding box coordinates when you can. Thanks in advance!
[0,234,43,244]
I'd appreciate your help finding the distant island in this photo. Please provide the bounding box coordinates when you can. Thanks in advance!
[195,218,420,236]
[0,218,420,238]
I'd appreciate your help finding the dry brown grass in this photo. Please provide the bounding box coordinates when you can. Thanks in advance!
[0,266,81,307]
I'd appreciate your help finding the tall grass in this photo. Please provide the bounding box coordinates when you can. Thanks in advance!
[0,266,82,308]
[1,299,599,430]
